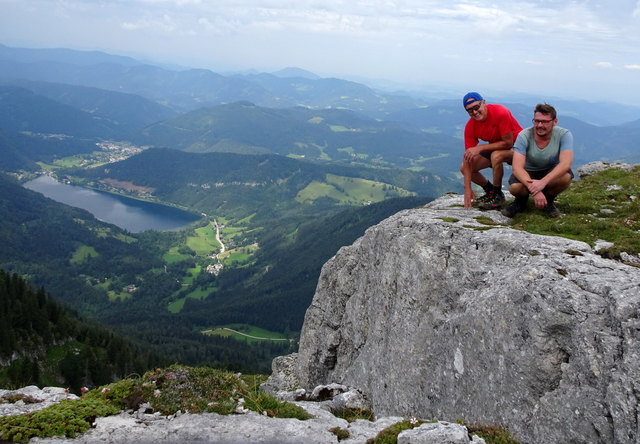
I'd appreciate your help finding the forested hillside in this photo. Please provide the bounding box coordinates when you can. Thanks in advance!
[0,171,432,372]
[181,195,433,331]
[132,102,459,170]
[70,148,453,215]
[0,270,164,393]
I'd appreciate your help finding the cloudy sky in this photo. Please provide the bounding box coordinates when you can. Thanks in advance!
[2,0,640,104]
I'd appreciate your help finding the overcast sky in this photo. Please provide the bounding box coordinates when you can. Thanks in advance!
[2,0,640,105]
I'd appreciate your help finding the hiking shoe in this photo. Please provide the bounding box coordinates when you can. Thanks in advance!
[544,202,561,218]
[501,199,526,218]
[478,192,505,210]
[473,190,495,205]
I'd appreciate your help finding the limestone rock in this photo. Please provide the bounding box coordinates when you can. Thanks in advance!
[0,386,78,417]
[398,421,484,444]
[287,194,640,444]
[576,160,634,178]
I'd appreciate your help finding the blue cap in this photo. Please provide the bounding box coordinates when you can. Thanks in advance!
[463,92,483,107]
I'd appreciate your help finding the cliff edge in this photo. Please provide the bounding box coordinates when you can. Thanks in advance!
[266,166,640,444]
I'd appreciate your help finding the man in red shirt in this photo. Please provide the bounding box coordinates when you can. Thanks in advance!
[461,92,523,209]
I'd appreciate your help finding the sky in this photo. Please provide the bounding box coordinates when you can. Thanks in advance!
[1,0,640,105]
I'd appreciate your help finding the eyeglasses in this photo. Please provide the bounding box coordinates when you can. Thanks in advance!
[532,119,554,125]
[465,103,482,114]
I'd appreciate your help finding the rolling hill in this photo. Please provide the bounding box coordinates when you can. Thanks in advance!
[132,102,460,171]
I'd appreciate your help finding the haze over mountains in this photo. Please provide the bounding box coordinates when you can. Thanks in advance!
[0,43,639,376]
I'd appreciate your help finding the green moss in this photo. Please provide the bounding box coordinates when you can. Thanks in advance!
[330,426,351,440]
[0,365,311,442]
[0,398,120,442]
[465,423,521,444]
[331,407,375,422]
[366,418,428,444]
[437,217,460,223]
[474,216,504,226]
[463,225,494,231]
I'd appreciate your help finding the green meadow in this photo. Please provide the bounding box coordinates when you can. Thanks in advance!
[70,245,99,265]
[296,173,415,205]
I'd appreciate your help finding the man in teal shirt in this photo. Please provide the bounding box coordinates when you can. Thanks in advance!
[501,103,574,218]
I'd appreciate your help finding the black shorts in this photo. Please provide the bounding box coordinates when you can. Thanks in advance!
[480,149,512,165]
[508,167,574,185]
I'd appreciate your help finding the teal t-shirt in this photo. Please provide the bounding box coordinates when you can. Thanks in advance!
[514,126,573,172]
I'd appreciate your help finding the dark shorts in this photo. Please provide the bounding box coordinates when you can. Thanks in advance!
[508,167,574,185]
[479,149,512,165]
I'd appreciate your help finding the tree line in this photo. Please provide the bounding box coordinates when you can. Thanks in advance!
[0,270,165,393]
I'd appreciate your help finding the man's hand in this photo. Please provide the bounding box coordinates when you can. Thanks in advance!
[526,179,546,196]
[463,146,481,163]
[532,191,548,208]
[464,188,475,209]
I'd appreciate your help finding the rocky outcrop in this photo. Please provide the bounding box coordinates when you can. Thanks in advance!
[267,192,640,444]
[2,384,489,443]
[0,386,78,417]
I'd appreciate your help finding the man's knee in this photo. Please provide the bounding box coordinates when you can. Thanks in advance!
[548,172,573,194]
[508,182,528,197]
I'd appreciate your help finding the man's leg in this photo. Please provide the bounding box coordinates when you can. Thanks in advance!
[501,179,530,217]
[490,150,513,189]
[542,171,573,217]
[460,156,492,208]
[544,172,573,197]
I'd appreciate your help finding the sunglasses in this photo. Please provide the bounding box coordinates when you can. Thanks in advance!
[465,102,482,114]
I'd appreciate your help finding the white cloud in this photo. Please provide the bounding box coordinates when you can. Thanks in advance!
[121,14,177,32]
[596,61,613,68]
[624,64,640,70]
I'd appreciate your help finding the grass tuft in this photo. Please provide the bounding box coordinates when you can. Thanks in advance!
[366,418,428,444]
[330,426,351,440]
[331,407,375,422]
[508,166,640,257]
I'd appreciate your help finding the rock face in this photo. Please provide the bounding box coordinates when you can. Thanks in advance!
[285,193,640,444]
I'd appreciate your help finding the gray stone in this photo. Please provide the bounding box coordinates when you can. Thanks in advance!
[330,388,371,411]
[576,161,634,178]
[288,194,640,444]
[0,386,78,417]
[260,352,300,395]
[397,421,477,444]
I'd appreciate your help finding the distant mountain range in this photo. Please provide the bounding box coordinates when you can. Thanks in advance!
[0,42,638,174]
[1,42,639,372]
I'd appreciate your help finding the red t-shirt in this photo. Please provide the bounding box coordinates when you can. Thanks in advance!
[464,104,522,149]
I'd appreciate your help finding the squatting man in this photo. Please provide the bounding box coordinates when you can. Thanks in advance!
[460,92,523,210]
[501,103,574,218]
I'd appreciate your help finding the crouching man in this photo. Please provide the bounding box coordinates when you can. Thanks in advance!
[501,103,574,218]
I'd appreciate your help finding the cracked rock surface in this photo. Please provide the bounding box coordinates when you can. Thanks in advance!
[283,193,640,444]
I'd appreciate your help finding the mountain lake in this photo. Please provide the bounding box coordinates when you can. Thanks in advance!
[24,175,201,233]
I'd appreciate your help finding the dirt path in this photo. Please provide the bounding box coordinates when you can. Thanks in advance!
[222,327,290,342]
[214,219,225,255]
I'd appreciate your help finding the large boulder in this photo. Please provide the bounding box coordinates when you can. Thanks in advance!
[284,193,639,444]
